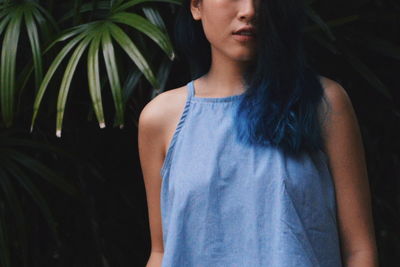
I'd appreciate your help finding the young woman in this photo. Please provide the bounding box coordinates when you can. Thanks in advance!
[139,0,379,266]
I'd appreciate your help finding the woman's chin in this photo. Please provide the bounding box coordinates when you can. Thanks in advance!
[233,53,256,62]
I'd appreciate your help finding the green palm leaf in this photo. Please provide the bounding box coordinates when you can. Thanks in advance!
[305,6,336,41]
[31,2,59,33]
[341,43,392,100]
[0,128,79,266]
[0,172,28,267]
[112,0,181,13]
[101,28,124,128]
[0,6,23,127]
[30,32,87,133]
[58,1,111,23]
[25,8,43,89]
[31,2,179,136]
[308,32,340,55]
[1,156,60,243]
[88,32,106,129]
[0,2,56,127]
[56,35,94,137]
[351,31,400,61]
[0,148,77,196]
[0,14,10,34]
[110,12,174,60]
[108,22,158,89]
[122,67,142,105]
[142,6,167,31]
[305,14,360,33]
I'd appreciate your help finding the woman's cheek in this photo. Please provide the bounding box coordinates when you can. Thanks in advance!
[203,22,225,46]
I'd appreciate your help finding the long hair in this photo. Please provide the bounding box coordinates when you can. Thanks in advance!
[173,0,329,156]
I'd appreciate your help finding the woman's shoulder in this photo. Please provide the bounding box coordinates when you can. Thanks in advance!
[318,75,352,116]
[319,75,349,102]
[138,84,189,157]
[139,85,188,130]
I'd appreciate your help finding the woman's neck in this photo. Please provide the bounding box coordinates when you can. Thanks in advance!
[200,50,250,95]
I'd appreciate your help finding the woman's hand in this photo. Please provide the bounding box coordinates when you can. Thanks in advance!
[146,251,164,267]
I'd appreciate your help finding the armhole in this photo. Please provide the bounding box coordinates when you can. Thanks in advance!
[159,81,193,179]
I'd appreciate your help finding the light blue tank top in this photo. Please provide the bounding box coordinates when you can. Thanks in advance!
[160,80,343,267]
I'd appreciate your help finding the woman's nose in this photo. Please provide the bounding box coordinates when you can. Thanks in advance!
[237,0,257,22]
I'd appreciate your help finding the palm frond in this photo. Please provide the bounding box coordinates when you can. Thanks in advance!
[88,32,106,128]
[110,12,175,60]
[112,0,181,13]
[101,29,124,128]
[0,2,56,127]
[31,2,180,136]
[55,34,94,137]
[0,5,23,127]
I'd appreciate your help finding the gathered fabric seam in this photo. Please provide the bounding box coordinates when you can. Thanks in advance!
[160,88,192,179]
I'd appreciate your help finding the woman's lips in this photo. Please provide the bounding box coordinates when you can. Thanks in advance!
[232,33,256,42]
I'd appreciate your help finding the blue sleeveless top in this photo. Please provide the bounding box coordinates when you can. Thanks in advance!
[160,80,343,267]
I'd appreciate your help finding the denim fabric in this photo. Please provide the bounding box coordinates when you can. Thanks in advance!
[159,80,343,267]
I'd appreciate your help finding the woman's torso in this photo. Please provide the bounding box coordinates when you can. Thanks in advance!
[159,79,343,267]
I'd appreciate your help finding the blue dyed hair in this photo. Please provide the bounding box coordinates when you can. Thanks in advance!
[173,0,329,156]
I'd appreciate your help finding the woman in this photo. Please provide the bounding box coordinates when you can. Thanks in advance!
[139,0,379,266]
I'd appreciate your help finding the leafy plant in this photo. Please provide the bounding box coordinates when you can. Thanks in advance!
[0,129,78,267]
[304,3,396,101]
[0,1,181,265]
[30,0,179,137]
[0,0,56,128]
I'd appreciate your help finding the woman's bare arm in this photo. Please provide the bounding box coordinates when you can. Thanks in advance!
[138,95,167,266]
[138,87,187,267]
[320,77,379,266]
